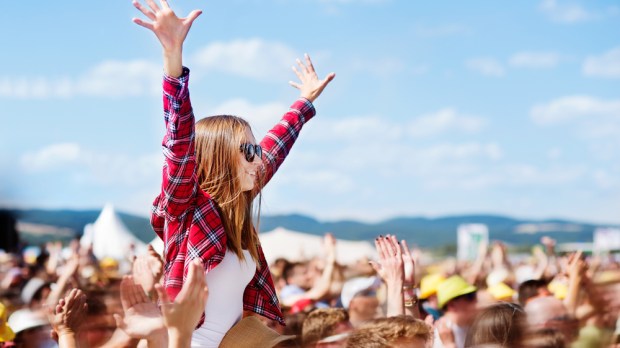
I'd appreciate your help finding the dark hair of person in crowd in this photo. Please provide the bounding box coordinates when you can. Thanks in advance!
[282,261,306,284]
[520,328,566,348]
[517,278,551,306]
[345,315,432,348]
[464,302,526,347]
[301,308,351,347]
[0,210,20,253]
[283,311,310,347]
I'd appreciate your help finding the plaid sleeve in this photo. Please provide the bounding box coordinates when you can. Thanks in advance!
[257,98,315,190]
[153,67,198,221]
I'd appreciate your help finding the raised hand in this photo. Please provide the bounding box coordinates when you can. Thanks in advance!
[289,54,336,103]
[370,234,405,316]
[132,244,164,297]
[155,259,208,338]
[132,0,202,77]
[48,288,87,336]
[114,276,165,339]
[400,239,416,286]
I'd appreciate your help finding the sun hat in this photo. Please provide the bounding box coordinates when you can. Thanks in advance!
[487,282,515,301]
[219,316,295,348]
[419,274,446,300]
[20,277,50,304]
[340,276,382,309]
[7,309,49,334]
[437,275,477,309]
[0,302,15,342]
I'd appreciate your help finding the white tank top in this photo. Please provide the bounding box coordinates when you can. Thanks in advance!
[191,249,257,348]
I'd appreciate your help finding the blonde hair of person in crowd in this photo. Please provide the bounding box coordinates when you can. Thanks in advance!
[132,0,335,346]
[345,316,433,348]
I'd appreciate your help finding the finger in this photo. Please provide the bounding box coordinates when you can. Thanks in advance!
[132,0,157,20]
[401,240,413,258]
[120,276,132,310]
[160,0,170,9]
[323,72,336,84]
[368,261,381,274]
[113,314,126,331]
[389,235,401,256]
[132,18,155,31]
[184,9,203,26]
[288,81,301,90]
[304,53,316,74]
[154,284,170,304]
[374,237,386,259]
[291,66,304,82]
[383,235,396,256]
[296,58,310,75]
[145,0,161,13]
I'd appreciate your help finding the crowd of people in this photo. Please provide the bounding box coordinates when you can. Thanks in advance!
[0,231,619,347]
[1,0,619,346]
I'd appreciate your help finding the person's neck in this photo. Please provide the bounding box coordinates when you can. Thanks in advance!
[445,311,469,328]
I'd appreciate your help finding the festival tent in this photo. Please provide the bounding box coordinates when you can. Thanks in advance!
[259,227,377,265]
[80,204,147,262]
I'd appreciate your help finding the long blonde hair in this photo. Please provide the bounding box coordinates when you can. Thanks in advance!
[194,115,261,263]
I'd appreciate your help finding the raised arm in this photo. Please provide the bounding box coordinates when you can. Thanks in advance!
[133,0,202,219]
[255,55,335,192]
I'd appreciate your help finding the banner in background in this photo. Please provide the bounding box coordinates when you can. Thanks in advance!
[593,227,620,255]
[457,223,489,261]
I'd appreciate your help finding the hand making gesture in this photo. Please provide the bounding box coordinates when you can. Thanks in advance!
[290,54,335,103]
[132,0,202,76]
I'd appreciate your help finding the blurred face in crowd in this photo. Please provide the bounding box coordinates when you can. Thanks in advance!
[446,292,478,326]
[349,290,381,324]
[286,264,313,289]
[526,296,578,342]
[16,326,56,348]
[79,314,116,347]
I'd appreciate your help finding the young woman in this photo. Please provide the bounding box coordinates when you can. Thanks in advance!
[132,0,335,346]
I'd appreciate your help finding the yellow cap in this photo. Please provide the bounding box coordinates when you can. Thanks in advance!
[437,275,478,308]
[0,303,15,342]
[99,257,119,268]
[437,275,477,309]
[419,274,446,300]
[548,281,568,300]
[487,282,515,300]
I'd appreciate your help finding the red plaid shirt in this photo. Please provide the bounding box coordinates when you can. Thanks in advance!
[151,67,315,326]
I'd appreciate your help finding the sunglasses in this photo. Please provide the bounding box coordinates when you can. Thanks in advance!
[239,143,262,162]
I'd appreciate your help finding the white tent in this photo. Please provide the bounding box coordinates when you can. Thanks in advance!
[81,204,147,262]
[259,227,377,265]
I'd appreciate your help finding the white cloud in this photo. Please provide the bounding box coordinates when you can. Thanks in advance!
[509,52,561,68]
[408,108,487,137]
[539,0,592,23]
[0,60,161,99]
[531,95,620,125]
[466,58,505,77]
[583,47,620,78]
[191,39,299,82]
[209,99,289,138]
[21,143,82,171]
[20,143,161,186]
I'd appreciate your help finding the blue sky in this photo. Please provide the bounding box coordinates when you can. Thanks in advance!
[1,0,619,224]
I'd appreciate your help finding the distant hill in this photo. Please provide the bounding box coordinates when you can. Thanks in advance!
[4,208,617,248]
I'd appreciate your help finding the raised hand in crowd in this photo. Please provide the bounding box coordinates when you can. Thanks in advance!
[400,239,420,318]
[132,0,202,77]
[114,275,166,348]
[47,254,80,308]
[370,235,405,316]
[132,245,164,298]
[47,288,87,348]
[154,259,208,348]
